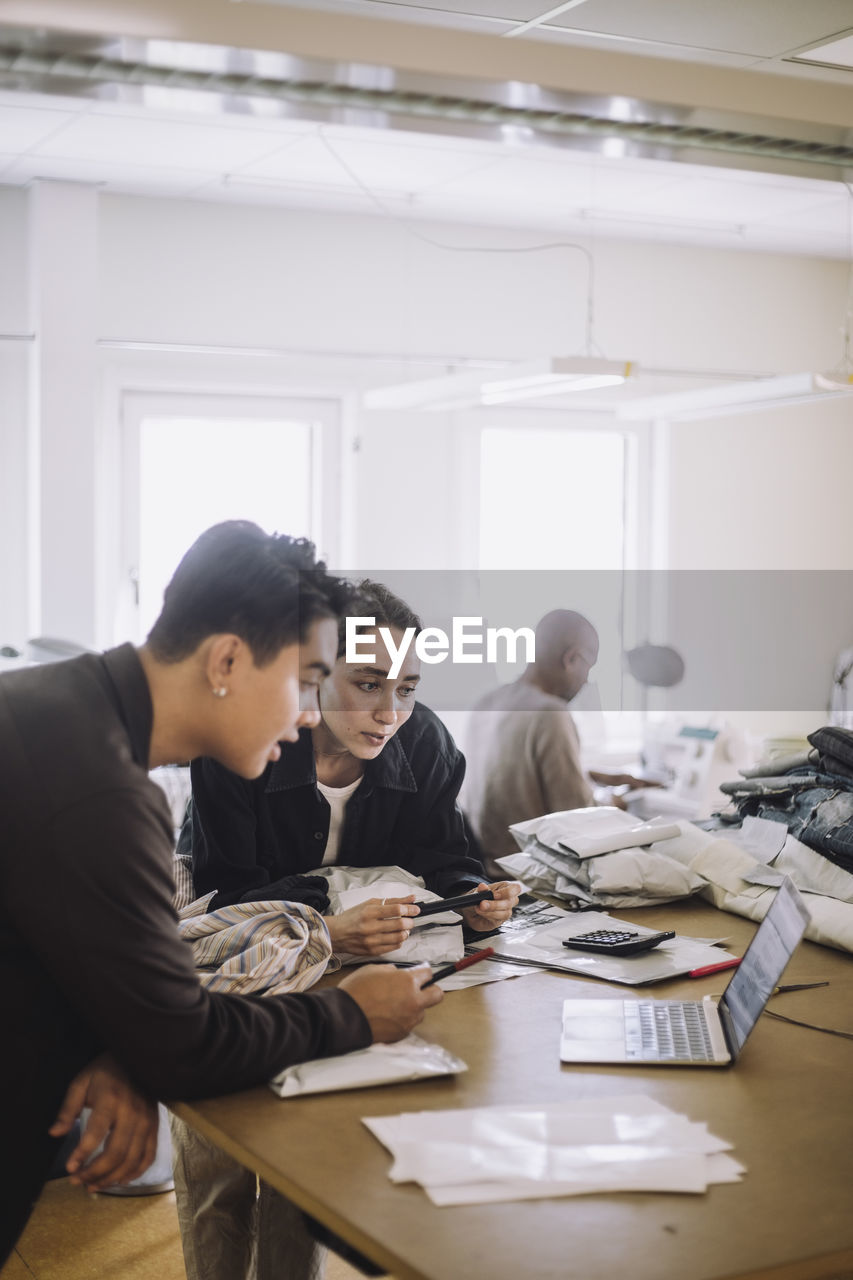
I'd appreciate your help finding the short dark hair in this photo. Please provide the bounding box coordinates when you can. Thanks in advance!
[338,579,422,657]
[147,521,352,666]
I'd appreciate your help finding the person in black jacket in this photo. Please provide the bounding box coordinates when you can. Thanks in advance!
[186,580,521,953]
[0,526,443,1264]
[173,582,520,1280]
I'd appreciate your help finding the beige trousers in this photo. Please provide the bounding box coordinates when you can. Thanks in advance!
[169,1114,325,1280]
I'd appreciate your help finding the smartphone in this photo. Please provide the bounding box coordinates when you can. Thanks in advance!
[415,890,495,917]
[561,928,675,956]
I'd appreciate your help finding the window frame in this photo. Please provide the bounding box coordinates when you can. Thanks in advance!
[470,409,658,733]
[117,389,341,643]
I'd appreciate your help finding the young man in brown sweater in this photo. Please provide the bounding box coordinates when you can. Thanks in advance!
[0,521,440,1263]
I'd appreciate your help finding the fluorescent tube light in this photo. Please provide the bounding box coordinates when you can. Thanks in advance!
[364,357,634,411]
[617,372,853,422]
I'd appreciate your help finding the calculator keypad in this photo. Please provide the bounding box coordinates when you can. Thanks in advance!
[573,930,638,944]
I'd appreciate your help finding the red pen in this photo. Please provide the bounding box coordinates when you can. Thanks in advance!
[689,958,741,978]
[420,947,495,988]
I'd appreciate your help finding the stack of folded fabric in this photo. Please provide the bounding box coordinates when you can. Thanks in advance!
[719,725,853,875]
[495,807,706,908]
[660,727,853,952]
[364,1094,743,1205]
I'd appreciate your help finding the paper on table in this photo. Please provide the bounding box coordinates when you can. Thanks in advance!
[468,905,738,985]
[364,1095,743,1205]
[423,1152,746,1205]
[432,957,535,989]
[270,1034,466,1098]
[383,1118,730,1184]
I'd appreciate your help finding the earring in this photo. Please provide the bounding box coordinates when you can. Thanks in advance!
[212,686,227,699]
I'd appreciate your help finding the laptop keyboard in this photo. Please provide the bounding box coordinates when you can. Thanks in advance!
[624,1000,714,1062]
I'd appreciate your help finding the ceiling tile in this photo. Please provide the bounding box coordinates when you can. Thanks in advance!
[230,133,377,185]
[1,150,215,193]
[412,149,675,211]
[625,173,847,224]
[0,103,79,150]
[362,0,545,15]
[793,32,853,68]
[548,0,853,59]
[29,112,296,170]
[230,129,495,194]
[750,194,852,236]
[253,0,542,19]
[526,23,763,66]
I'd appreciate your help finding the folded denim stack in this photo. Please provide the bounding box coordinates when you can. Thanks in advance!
[718,726,853,875]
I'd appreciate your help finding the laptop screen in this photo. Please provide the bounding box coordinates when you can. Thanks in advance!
[718,878,811,1059]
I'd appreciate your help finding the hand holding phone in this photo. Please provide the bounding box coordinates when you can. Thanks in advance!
[415,890,495,917]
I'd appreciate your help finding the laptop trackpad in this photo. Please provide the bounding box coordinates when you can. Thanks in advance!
[561,999,628,1063]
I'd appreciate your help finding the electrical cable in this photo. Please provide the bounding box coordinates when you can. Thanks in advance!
[764,980,853,1041]
[764,1010,853,1041]
[316,128,602,355]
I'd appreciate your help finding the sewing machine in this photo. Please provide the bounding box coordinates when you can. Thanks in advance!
[626,721,749,821]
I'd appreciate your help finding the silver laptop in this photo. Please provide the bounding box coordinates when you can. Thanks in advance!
[560,878,810,1067]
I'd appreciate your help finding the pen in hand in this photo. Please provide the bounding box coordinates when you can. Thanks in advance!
[420,947,495,988]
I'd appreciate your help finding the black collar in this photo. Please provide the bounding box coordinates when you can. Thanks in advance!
[265,725,417,795]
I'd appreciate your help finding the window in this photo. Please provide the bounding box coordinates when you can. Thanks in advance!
[120,393,339,642]
[478,422,638,734]
[480,425,626,571]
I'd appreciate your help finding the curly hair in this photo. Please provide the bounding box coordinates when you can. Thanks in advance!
[147,521,353,666]
[338,580,422,656]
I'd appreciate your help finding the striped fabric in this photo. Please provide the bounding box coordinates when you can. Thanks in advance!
[172,853,196,912]
[176,893,337,997]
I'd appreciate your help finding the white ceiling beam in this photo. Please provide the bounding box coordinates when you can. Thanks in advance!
[2,0,853,132]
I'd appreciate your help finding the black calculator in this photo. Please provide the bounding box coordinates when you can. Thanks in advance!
[561,928,675,956]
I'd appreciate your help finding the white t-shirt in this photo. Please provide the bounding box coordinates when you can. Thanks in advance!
[316,776,363,865]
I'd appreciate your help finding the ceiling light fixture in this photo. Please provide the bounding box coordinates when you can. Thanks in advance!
[363,356,635,411]
[616,371,853,422]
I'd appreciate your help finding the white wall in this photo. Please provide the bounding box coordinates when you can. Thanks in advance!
[0,187,33,648]
[0,187,28,332]
[96,193,845,372]
[1,182,852,688]
[664,397,853,740]
[668,399,853,571]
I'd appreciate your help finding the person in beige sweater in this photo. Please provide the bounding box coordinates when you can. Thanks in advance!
[462,610,648,871]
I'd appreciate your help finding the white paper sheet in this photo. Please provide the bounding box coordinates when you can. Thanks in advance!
[423,1152,746,1205]
[433,958,535,989]
[363,1095,743,1205]
[467,905,738,985]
